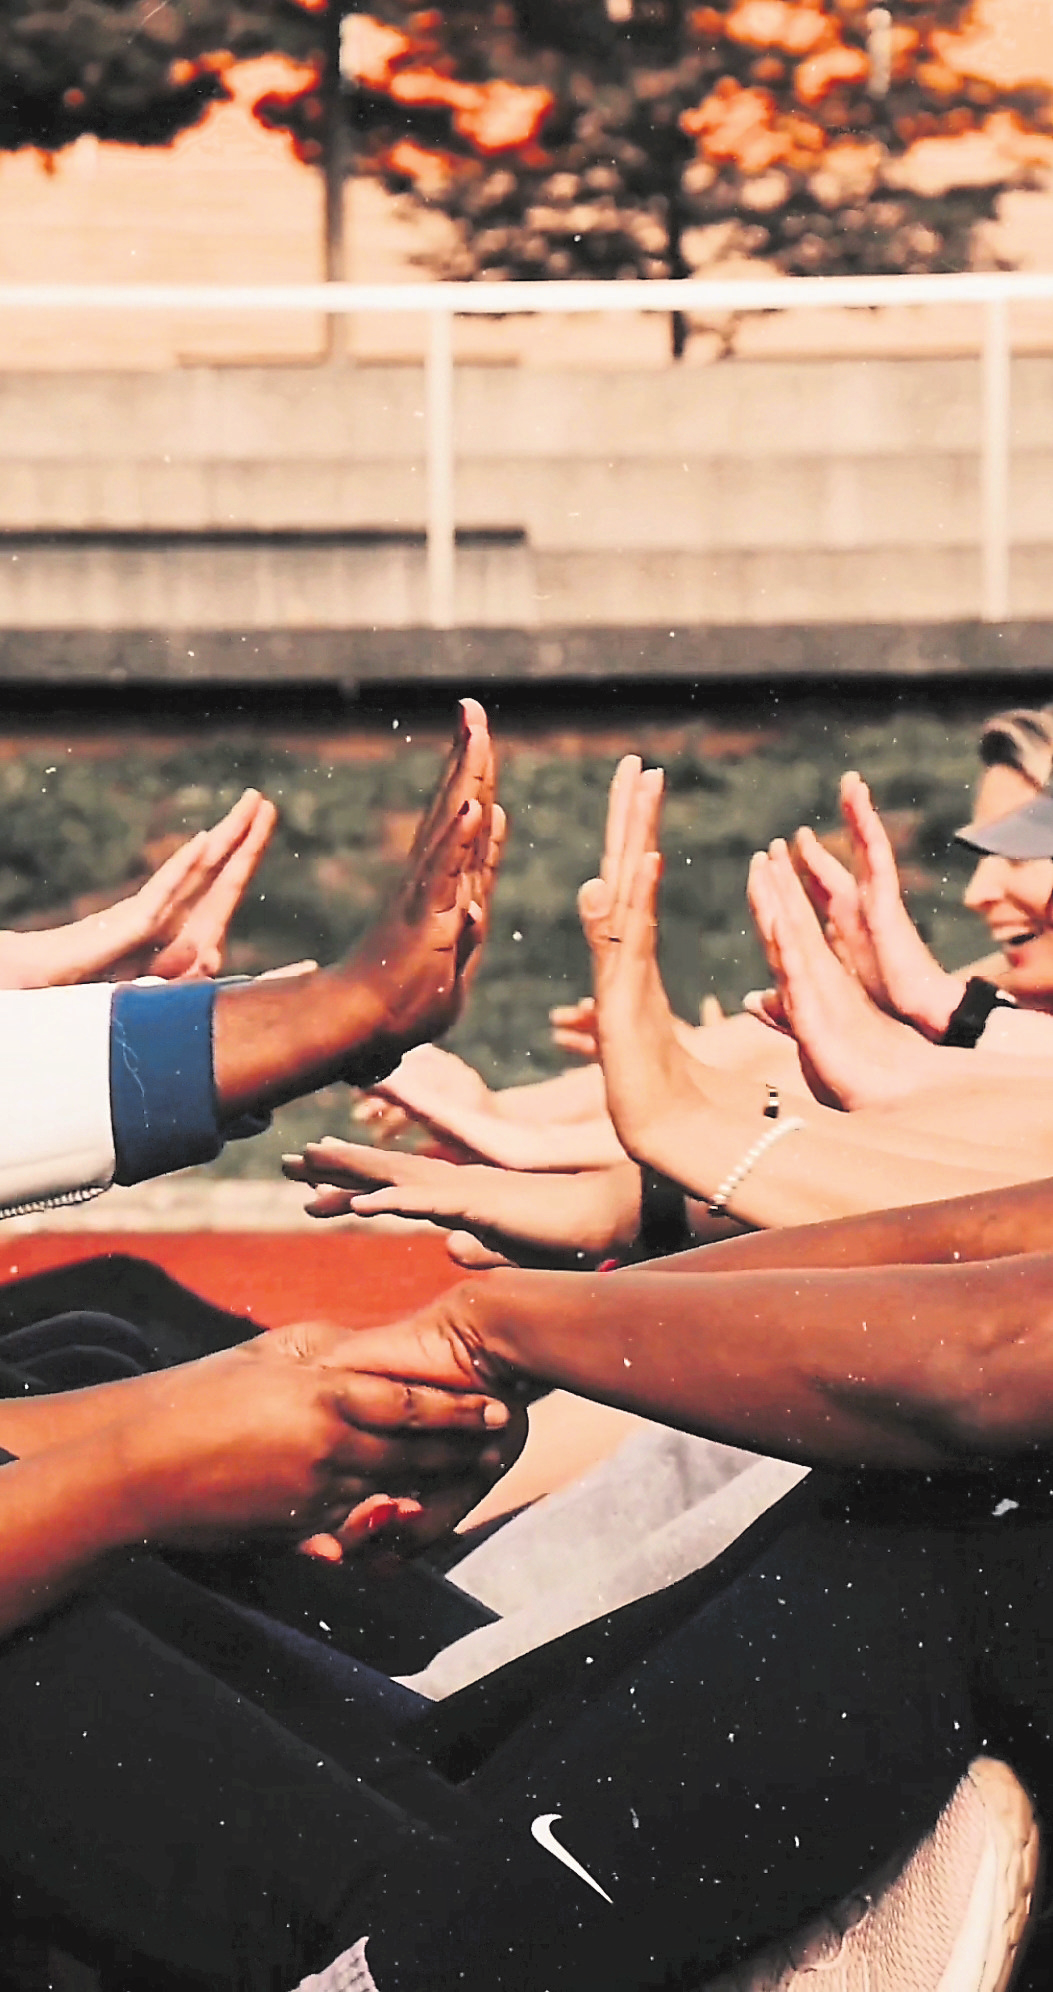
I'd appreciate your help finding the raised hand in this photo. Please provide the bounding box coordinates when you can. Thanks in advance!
[282,1137,641,1268]
[579,757,695,1165]
[346,699,502,1076]
[747,839,947,1110]
[144,790,278,980]
[0,789,276,989]
[836,770,964,1037]
[791,822,886,1001]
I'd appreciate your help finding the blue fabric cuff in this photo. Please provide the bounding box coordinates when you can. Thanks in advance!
[110,982,224,1186]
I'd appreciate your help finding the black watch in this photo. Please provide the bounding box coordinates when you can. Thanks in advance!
[635,1166,694,1258]
[939,977,1016,1049]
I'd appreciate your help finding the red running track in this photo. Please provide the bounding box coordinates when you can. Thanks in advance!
[0,1230,461,1331]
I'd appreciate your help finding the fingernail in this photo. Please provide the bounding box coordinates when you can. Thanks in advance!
[367,1500,400,1533]
[484,1401,510,1428]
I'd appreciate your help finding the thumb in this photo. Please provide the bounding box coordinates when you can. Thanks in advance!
[446,1230,513,1271]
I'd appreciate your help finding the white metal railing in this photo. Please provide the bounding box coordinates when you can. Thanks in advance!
[3,270,1053,629]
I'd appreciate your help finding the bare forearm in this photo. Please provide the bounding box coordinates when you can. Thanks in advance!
[474,1254,1053,1469]
[650,1178,1053,1277]
[0,919,121,990]
[636,1078,1014,1230]
[213,965,389,1116]
[0,1367,186,1460]
[0,1429,144,1638]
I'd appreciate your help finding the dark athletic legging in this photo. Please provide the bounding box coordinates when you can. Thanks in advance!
[7,1463,1053,1992]
[0,1253,255,1366]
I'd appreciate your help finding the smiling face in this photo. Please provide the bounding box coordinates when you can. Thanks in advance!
[962,764,1053,1005]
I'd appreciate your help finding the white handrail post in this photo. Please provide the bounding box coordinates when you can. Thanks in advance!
[426,305,455,629]
[980,294,1011,624]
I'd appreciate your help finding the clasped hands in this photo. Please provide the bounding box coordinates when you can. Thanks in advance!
[119,1308,527,1566]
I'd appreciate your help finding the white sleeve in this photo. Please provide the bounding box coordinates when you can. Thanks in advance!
[0,983,116,1216]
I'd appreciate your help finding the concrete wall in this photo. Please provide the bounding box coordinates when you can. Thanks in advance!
[1,355,1051,672]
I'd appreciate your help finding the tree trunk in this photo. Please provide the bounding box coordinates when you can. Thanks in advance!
[322,0,347,359]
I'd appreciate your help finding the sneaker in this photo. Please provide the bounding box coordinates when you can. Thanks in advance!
[706,1758,1040,1992]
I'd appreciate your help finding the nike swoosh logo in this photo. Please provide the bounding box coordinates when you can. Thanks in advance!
[530,1813,613,1903]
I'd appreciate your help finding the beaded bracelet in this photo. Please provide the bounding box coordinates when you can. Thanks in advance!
[707,1115,806,1217]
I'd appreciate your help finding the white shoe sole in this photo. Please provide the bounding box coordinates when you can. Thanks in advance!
[937,1759,1040,1992]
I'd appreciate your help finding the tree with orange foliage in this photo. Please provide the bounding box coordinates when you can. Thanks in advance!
[318,1,1053,296]
[0,1,318,150]
[6,3,1053,320]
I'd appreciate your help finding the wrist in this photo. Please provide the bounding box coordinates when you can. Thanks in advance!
[466,1266,547,1382]
[910,972,967,1041]
[327,962,418,1086]
[606,1164,644,1255]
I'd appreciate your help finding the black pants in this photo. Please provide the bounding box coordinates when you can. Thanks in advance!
[6,1465,1053,1992]
[0,1254,255,1368]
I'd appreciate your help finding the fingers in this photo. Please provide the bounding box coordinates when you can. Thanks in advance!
[841,770,901,898]
[601,754,643,892]
[466,801,506,942]
[135,831,210,922]
[550,1025,600,1057]
[200,788,267,872]
[766,837,828,936]
[624,845,663,941]
[746,849,779,965]
[319,1183,458,1223]
[285,1138,448,1192]
[611,767,664,936]
[549,993,599,1056]
[419,796,484,921]
[410,700,491,868]
[177,795,278,969]
[741,987,792,1035]
[285,1139,471,1226]
[300,1494,423,1563]
[793,825,853,916]
[578,874,614,958]
[336,1372,510,1437]
[549,996,596,1029]
[446,1230,514,1270]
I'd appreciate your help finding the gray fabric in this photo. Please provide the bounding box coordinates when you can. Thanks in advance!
[401,1428,807,1701]
[450,1421,762,1617]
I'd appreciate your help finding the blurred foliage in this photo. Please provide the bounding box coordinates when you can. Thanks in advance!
[0,0,318,151]
[4,2,1052,308]
[0,698,994,1175]
[326,0,1053,289]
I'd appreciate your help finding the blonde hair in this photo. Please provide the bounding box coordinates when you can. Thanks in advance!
[978,706,1053,790]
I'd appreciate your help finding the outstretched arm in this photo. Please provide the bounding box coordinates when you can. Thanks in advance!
[579,764,1032,1226]
[337,1197,1053,1473]
[0,1321,521,1640]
